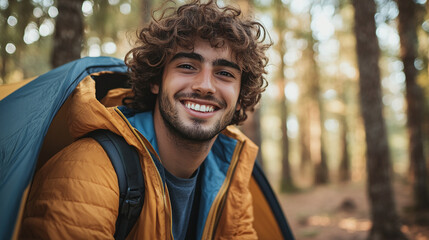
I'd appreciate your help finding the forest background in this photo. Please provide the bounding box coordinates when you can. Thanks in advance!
[1,0,429,239]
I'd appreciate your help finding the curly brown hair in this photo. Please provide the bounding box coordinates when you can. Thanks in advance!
[124,0,271,125]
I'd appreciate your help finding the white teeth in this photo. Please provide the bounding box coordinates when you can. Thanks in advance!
[185,102,214,113]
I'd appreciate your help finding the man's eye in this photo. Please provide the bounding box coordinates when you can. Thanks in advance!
[218,71,234,78]
[178,64,195,70]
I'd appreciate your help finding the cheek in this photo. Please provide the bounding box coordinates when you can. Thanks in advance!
[234,84,242,111]
[223,83,241,109]
[162,73,190,94]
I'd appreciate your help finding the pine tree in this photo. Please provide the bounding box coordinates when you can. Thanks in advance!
[353,0,407,238]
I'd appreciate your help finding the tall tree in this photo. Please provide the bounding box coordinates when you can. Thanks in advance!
[338,111,350,182]
[336,3,354,183]
[273,0,295,192]
[51,0,84,68]
[0,1,34,83]
[338,80,351,182]
[298,93,312,174]
[308,3,329,185]
[337,70,351,182]
[353,0,407,239]
[0,6,11,82]
[140,0,153,26]
[396,0,429,212]
[300,34,328,184]
[296,27,313,177]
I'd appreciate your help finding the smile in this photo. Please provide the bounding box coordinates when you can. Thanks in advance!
[184,101,215,113]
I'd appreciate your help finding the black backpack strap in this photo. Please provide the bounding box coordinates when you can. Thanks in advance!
[87,129,145,240]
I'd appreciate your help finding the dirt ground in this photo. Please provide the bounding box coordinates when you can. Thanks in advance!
[278,180,429,240]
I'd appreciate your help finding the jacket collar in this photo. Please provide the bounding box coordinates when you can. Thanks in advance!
[120,108,160,155]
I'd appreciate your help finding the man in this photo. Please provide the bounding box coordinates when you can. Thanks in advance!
[20,0,271,239]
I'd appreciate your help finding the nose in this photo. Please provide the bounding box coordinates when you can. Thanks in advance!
[191,68,216,95]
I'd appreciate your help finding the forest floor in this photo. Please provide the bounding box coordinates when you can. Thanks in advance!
[279,178,429,240]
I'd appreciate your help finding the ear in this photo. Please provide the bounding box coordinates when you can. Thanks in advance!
[151,84,159,94]
[235,102,241,111]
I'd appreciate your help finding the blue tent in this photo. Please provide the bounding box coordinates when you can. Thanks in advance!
[0,57,293,240]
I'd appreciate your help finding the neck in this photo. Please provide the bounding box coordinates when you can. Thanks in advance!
[153,111,216,179]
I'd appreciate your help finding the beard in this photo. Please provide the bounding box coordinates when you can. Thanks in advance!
[157,89,236,142]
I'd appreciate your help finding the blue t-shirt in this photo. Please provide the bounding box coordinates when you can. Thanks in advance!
[126,111,198,240]
[165,167,199,240]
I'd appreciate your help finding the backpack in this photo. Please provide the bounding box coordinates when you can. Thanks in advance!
[86,129,144,240]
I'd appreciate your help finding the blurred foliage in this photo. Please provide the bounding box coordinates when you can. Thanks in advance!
[0,0,163,83]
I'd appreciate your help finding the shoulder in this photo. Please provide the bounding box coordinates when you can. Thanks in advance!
[38,137,116,182]
[21,137,119,238]
[222,126,258,151]
[30,137,119,204]
[222,126,258,170]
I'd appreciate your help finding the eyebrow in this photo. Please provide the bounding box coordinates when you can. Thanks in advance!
[213,59,240,71]
[170,52,241,71]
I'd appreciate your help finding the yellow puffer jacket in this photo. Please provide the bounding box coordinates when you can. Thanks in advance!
[19,74,259,239]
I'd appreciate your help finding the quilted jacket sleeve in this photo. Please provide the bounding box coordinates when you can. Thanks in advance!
[19,138,120,240]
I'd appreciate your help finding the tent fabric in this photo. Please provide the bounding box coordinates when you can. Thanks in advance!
[251,161,295,239]
[0,57,127,240]
[0,78,34,100]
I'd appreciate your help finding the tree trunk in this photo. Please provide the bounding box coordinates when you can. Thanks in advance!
[280,85,294,191]
[299,99,312,173]
[396,0,429,212]
[140,0,153,26]
[0,57,6,84]
[339,79,351,182]
[51,0,84,68]
[307,21,329,184]
[0,5,10,83]
[274,0,295,192]
[352,0,407,239]
[338,114,351,182]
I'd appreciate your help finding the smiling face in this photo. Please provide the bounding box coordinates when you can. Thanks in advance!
[151,39,242,142]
